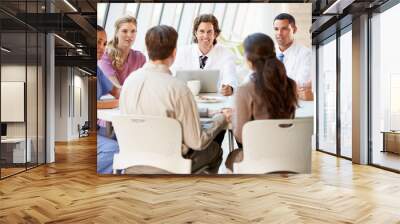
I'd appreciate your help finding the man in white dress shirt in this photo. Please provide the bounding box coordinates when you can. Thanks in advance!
[173,14,237,96]
[274,13,313,101]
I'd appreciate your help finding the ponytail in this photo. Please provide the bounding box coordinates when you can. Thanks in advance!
[253,56,298,118]
[243,33,298,118]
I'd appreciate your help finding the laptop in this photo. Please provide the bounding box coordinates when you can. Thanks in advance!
[175,70,220,93]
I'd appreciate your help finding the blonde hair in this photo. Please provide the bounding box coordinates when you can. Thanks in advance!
[107,16,137,69]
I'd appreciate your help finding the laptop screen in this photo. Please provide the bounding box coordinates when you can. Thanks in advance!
[175,70,220,93]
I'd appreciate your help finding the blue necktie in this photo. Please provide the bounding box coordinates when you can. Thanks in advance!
[278,53,284,63]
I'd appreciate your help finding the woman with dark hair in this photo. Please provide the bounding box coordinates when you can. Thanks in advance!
[225,33,298,172]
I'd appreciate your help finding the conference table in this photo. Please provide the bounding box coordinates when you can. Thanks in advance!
[97,93,314,152]
[98,93,314,121]
[97,93,231,121]
[98,93,237,151]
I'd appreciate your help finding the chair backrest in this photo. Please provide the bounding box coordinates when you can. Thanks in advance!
[234,118,313,174]
[111,115,191,174]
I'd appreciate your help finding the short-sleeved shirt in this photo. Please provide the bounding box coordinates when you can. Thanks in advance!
[97,66,113,100]
[97,66,114,128]
[98,49,146,85]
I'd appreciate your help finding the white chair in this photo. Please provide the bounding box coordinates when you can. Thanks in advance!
[234,118,313,174]
[111,115,191,174]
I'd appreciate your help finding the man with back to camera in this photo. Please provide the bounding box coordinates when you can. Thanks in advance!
[274,13,313,101]
[119,25,228,174]
[172,14,238,97]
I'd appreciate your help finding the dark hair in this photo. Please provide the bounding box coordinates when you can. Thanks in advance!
[145,25,178,61]
[274,13,296,27]
[243,33,298,118]
[97,25,105,32]
[192,14,221,45]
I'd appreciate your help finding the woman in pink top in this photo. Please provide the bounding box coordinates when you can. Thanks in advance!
[98,16,146,86]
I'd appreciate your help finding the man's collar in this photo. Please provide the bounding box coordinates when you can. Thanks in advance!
[195,44,215,57]
[277,41,295,54]
[144,61,172,75]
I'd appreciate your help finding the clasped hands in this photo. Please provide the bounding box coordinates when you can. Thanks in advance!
[209,108,233,123]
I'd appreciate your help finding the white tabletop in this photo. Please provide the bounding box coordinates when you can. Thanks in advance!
[98,93,231,122]
[97,107,120,122]
[196,93,233,111]
[296,101,314,118]
[97,94,314,122]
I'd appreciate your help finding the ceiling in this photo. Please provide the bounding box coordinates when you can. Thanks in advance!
[0,0,97,74]
[310,0,390,43]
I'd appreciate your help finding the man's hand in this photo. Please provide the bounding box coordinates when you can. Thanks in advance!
[221,108,233,123]
[207,109,220,117]
[297,81,313,101]
[220,84,233,96]
[209,108,232,123]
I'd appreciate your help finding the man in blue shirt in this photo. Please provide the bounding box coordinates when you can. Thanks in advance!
[97,25,120,174]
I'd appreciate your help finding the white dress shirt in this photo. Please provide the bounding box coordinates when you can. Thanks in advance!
[119,62,226,155]
[172,43,238,90]
[276,41,312,86]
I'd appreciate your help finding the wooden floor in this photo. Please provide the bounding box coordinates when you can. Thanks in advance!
[373,150,400,171]
[1,167,26,178]
[1,163,44,178]
[1,135,400,223]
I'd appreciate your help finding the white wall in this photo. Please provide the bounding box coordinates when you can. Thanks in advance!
[55,66,69,141]
[54,67,89,141]
[1,65,38,137]
[1,64,46,164]
[1,65,26,141]
[72,73,89,138]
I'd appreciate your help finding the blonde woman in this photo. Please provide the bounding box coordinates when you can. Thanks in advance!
[98,16,146,86]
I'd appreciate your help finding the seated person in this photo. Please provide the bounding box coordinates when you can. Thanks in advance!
[173,14,236,146]
[97,25,120,109]
[97,25,120,174]
[172,14,237,96]
[119,25,228,174]
[225,33,298,172]
[274,13,313,101]
[98,16,146,87]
